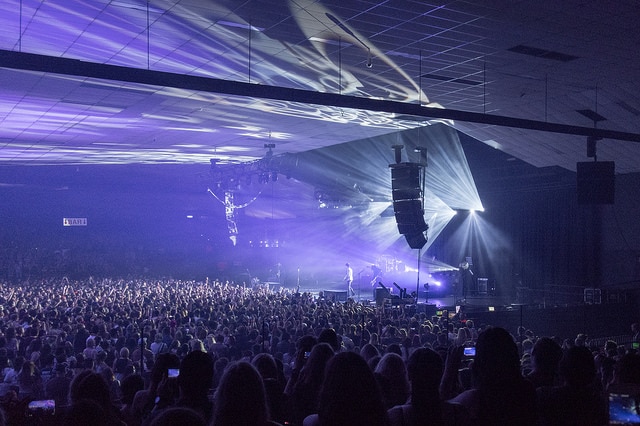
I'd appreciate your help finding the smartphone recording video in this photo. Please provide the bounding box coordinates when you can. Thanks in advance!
[609,391,640,424]
[463,345,476,357]
[27,400,55,416]
[168,368,180,378]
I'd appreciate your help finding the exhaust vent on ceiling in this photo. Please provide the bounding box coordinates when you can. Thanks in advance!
[508,44,579,62]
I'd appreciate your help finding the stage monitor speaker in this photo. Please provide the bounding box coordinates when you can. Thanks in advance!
[477,278,488,295]
[375,287,391,305]
[324,290,347,302]
[577,161,615,204]
[415,304,438,316]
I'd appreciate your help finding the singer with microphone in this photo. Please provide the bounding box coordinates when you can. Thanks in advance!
[459,260,474,303]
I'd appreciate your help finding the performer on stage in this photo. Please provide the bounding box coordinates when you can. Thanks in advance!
[344,263,354,296]
[459,260,474,302]
[369,264,383,287]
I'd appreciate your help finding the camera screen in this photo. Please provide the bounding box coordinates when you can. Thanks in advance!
[168,368,180,378]
[463,346,476,357]
[609,392,640,424]
[27,400,55,415]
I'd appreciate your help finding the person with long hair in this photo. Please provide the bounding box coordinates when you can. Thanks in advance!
[449,327,537,425]
[375,352,410,410]
[289,343,334,425]
[388,348,469,426]
[303,351,389,426]
[212,361,280,426]
[17,360,43,400]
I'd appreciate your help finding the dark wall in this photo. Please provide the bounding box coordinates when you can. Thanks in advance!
[455,133,640,294]
[464,300,637,341]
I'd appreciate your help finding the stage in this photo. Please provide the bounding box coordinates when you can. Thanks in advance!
[286,282,637,341]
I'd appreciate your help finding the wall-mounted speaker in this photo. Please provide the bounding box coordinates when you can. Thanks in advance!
[576,161,615,205]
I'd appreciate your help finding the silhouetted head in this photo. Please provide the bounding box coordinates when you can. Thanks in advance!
[407,347,444,397]
[318,328,340,352]
[531,336,562,373]
[559,345,596,387]
[212,361,269,426]
[148,407,206,426]
[179,350,213,397]
[251,353,278,381]
[318,351,389,426]
[360,343,380,362]
[472,326,520,388]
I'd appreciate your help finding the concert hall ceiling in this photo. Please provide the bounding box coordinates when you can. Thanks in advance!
[0,0,639,173]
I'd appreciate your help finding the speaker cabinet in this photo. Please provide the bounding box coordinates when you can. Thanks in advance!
[390,163,428,250]
[391,164,420,190]
[576,161,615,204]
[404,232,428,250]
[375,287,391,305]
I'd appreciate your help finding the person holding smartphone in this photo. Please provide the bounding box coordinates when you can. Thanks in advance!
[449,327,537,425]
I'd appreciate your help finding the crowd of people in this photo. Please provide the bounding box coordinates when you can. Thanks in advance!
[0,276,635,425]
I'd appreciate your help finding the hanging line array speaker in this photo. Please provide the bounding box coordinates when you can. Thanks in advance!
[390,163,428,249]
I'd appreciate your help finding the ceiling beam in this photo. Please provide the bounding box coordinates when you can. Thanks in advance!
[2,49,640,143]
